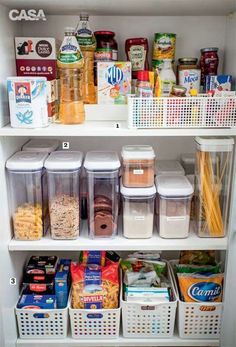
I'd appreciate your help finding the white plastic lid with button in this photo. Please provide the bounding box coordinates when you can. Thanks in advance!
[121,182,156,197]
[22,139,60,153]
[121,145,155,160]
[6,151,48,171]
[195,136,234,152]
[84,151,120,171]
[156,175,194,197]
[44,151,83,171]
[156,160,185,176]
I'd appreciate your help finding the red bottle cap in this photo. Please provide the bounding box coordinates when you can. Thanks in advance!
[137,70,149,81]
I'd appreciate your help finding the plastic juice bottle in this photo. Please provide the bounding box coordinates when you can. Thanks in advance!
[57,27,85,124]
[76,13,96,104]
[159,59,176,97]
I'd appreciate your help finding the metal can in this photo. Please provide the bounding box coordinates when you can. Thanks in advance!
[153,33,176,60]
[178,58,201,96]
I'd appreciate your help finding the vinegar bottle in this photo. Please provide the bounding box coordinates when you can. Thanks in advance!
[57,27,85,124]
[76,13,96,104]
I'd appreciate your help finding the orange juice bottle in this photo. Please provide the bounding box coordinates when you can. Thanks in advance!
[57,27,85,124]
[76,13,96,104]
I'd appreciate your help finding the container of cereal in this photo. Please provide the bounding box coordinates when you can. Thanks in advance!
[45,151,83,240]
[6,151,48,240]
[7,77,48,128]
[22,139,60,153]
[156,160,185,176]
[84,151,120,239]
[122,145,155,188]
[121,183,156,239]
[156,175,193,238]
[153,33,176,61]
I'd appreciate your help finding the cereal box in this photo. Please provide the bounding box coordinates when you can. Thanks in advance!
[97,61,131,104]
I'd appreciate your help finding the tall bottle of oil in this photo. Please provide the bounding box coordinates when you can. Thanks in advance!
[57,27,85,124]
[76,13,96,104]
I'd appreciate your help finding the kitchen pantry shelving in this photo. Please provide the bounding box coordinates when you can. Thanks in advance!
[0,1,236,347]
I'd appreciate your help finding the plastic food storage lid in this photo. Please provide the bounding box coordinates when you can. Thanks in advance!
[6,151,48,171]
[156,175,194,197]
[121,182,156,197]
[180,153,195,164]
[121,145,155,160]
[44,151,83,170]
[84,151,120,171]
[156,160,185,176]
[195,137,234,152]
[22,139,60,153]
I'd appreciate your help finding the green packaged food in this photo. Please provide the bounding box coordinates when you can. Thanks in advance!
[175,263,221,274]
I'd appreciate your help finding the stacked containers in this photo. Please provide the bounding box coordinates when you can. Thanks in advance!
[6,152,48,240]
[22,139,60,153]
[195,137,234,237]
[180,153,195,175]
[121,145,156,238]
[156,175,193,238]
[84,151,120,238]
[45,151,83,239]
[156,160,185,176]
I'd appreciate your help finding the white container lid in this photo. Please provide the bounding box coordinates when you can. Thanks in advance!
[121,145,155,160]
[195,137,234,152]
[6,151,48,171]
[156,175,194,197]
[84,151,120,171]
[22,139,60,153]
[121,182,156,197]
[44,151,83,170]
[156,160,185,176]
[180,153,195,165]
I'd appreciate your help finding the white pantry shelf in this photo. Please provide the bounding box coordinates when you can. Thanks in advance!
[8,224,228,251]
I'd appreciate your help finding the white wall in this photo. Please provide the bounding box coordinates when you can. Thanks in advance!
[224,13,236,88]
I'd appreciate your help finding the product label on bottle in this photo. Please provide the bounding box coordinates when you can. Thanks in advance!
[128,45,146,71]
[95,49,117,61]
[179,69,200,95]
[77,28,96,49]
[58,36,83,64]
[137,86,153,98]
[133,169,144,175]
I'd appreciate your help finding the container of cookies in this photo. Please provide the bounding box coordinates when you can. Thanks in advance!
[45,151,83,240]
[6,151,48,240]
[84,151,120,239]
[121,145,155,188]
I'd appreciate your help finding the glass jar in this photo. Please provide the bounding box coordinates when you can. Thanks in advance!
[45,151,83,240]
[195,136,234,237]
[84,151,120,238]
[177,58,201,96]
[200,47,219,86]
[121,183,156,239]
[6,151,48,240]
[125,38,149,79]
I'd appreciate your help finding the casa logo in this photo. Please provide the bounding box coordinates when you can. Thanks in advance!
[188,282,221,302]
[106,66,123,86]
[9,9,46,21]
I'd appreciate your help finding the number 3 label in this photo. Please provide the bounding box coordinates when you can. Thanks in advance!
[10,277,16,285]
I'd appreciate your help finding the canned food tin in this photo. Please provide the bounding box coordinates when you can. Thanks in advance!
[153,33,176,60]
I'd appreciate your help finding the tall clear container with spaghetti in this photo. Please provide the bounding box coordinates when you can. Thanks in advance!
[57,27,85,124]
[195,137,234,237]
[6,152,48,240]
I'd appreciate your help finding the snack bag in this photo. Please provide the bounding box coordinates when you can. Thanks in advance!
[71,262,119,309]
[177,273,224,302]
[175,263,221,274]
[179,251,216,265]
[80,251,106,266]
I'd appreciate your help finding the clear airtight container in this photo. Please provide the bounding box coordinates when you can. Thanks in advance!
[180,153,195,175]
[122,145,155,188]
[156,160,185,176]
[84,151,120,238]
[156,175,193,238]
[121,183,156,239]
[45,151,83,240]
[6,151,48,240]
[195,137,234,238]
[22,139,60,153]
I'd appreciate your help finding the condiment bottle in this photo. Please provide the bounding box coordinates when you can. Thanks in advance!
[125,38,149,80]
[76,13,96,104]
[136,70,153,97]
[57,27,85,124]
[159,59,176,97]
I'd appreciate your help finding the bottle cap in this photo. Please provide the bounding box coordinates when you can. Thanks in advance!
[64,27,75,34]
[137,70,149,81]
[80,12,89,20]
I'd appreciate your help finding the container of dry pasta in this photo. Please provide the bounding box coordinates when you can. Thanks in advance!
[195,137,234,237]
[45,151,83,240]
[69,262,121,339]
[6,151,48,240]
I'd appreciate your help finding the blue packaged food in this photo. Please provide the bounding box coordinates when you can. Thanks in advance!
[205,75,232,93]
[17,294,56,309]
[55,259,71,309]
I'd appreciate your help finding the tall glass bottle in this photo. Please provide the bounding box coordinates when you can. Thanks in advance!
[76,13,96,104]
[57,27,85,124]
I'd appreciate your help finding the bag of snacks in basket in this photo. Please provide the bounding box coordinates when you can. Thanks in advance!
[71,262,119,309]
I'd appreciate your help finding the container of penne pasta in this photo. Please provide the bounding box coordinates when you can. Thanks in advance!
[6,151,48,240]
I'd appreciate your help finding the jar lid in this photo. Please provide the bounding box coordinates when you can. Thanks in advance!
[178,57,198,65]
[201,47,218,53]
[195,136,234,152]
[94,31,115,36]
[44,151,83,170]
[121,182,156,197]
[22,139,59,153]
[156,175,193,197]
[137,70,149,81]
[84,151,120,171]
[6,151,48,171]
[122,145,155,160]
[156,160,185,176]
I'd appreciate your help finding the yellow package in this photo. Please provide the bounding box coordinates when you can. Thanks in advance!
[177,273,224,303]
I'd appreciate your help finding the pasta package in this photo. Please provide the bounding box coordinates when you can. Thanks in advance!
[177,273,224,303]
[71,262,119,309]
[80,251,106,266]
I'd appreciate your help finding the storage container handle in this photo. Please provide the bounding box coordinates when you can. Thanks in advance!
[33,313,50,319]
[86,313,103,319]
